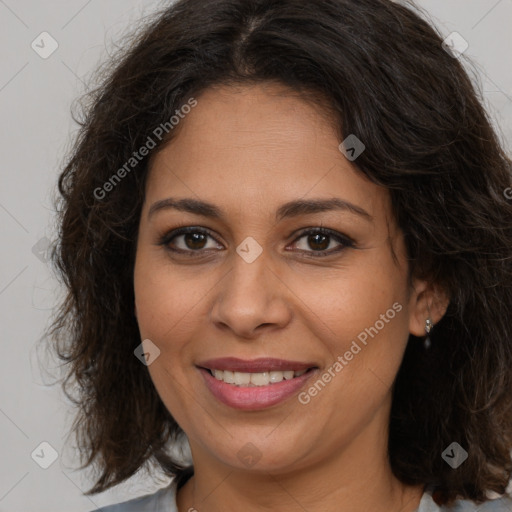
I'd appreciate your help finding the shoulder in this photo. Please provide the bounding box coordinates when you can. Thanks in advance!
[443,494,512,511]
[417,489,512,512]
[88,480,178,512]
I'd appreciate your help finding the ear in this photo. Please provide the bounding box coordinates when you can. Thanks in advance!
[408,278,450,337]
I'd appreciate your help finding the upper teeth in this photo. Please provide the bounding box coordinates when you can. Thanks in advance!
[211,369,308,386]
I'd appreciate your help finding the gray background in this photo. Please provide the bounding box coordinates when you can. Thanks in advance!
[1,1,511,511]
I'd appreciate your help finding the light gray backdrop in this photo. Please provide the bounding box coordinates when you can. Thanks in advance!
[1,1,511,511]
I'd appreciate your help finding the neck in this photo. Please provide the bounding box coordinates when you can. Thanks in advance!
[176,420,425,512]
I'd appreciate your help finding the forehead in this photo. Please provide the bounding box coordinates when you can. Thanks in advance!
[144,83,389,223]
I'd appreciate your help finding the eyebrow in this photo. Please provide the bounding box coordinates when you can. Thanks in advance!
[147,197,373,222]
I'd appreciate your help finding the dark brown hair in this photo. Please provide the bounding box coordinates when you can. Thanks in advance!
[48,0,512,506]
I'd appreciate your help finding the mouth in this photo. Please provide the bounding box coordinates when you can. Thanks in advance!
[196,357,319,410]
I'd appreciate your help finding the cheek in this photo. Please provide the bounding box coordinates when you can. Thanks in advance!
[296,258,410,390]
[298,270,409,430]
[133,251,201,422]
[134,248,205,342]
[307,262,407,340]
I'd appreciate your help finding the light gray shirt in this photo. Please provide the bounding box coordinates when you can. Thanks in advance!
[92,480,512,511]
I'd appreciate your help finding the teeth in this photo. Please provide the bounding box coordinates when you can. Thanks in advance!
[210,369,309,386]
[234,371,251,385]
[223,370,235,384]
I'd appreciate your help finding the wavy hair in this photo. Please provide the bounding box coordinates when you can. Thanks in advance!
[48,0,512,506]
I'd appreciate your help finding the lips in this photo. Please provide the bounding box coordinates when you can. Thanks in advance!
[199,367,318,410]
[196,357,319,410]
[197,357,317,373]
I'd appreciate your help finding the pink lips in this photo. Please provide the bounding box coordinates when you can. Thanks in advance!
[196,357,318,410]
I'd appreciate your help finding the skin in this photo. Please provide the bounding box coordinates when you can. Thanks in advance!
[133,82,449,512]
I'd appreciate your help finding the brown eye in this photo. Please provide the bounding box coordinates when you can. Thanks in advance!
[290,228,355,257]
[159,227,223,254]
[306,233,330,251]
[183,232,208,250]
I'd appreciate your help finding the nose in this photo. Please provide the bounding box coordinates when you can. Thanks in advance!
[210,249,292,339]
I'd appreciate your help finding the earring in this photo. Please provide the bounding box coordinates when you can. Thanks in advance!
[424,318,433,349]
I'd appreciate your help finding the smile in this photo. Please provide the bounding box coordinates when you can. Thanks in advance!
[196,358,319,410]
[208,368,309,386]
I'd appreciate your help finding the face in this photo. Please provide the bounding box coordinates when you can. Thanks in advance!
[133,83,439,476]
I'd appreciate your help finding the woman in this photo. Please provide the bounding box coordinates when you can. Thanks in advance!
[49,0,512,510]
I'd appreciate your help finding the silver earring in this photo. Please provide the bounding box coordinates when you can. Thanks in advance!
[424,318,433,349]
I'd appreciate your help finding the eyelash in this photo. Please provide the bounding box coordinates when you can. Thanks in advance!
[157,226,356,258]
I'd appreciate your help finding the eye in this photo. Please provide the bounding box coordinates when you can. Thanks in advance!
[158,227,223,255]
[288,227,355,257]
